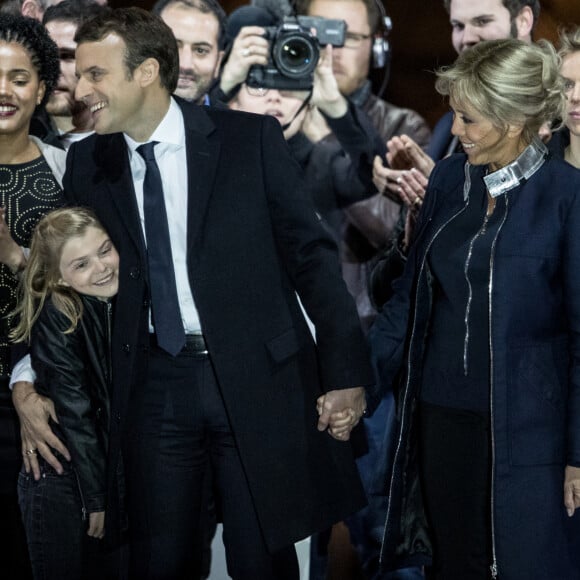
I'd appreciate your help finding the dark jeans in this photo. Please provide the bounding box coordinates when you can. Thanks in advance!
[418,402,492,580]
[0,382,32,580]
[18,457,124,580]
[124,347,298,580]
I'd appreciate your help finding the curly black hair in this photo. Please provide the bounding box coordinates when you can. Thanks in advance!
[0,13,60,106]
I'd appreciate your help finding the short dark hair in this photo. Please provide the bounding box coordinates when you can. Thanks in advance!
[43,0,108,28]
[74,7,179,94]
[295,0,382,34]
[152,0,227,50]
[443,0,540,26]
[0,13,59,105]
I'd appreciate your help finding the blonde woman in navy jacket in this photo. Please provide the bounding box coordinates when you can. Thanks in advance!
[369,39,580,579]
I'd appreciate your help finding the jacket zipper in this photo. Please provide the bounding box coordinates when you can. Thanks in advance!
[74,468,88,521]
[463,210,492,375]
[379,200,469,565]
[488,196,509,579]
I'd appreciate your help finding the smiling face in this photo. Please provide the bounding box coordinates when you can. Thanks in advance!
[449,0,514,54]
[75,33,148,138]
[450,97,525,171]
[562,51,580,139]
[59,226,119,300]
[160,3,223,103]
[0,42,45,138]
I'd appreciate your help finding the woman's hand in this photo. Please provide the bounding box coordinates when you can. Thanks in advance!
[219,26,269,95]
[564,465,580,517]
[87,511,105,539]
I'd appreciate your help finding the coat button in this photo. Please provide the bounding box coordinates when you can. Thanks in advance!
[116,413,121,422]
[129,267,140,279]
[122,344,131,353]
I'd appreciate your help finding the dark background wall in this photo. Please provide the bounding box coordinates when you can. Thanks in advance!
[104,0,580,128]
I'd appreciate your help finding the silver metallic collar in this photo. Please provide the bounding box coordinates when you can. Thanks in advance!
[472,137,548,198]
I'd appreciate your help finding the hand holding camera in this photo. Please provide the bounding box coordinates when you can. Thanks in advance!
[247,15,347,91]
[219,26,270,96]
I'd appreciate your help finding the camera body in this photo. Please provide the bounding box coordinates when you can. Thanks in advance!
[246,16,346,91]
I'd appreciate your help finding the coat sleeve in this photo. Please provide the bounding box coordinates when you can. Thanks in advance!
[259,114,374,390]
[31,304,106,513]
[323,102,386,204]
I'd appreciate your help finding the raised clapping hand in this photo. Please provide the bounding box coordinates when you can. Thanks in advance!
[12,381,71,480]
[316,386,366,441]
[373,135,434,208]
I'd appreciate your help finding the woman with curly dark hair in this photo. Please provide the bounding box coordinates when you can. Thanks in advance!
[0,13,65,579]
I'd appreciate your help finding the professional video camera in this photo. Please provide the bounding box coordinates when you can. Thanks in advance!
[246,15,346,91]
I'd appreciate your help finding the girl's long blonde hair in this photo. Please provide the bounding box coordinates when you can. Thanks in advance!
[11,207,107,343]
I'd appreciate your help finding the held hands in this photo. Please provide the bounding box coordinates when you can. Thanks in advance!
[316,386,366,441]
[87,511,105,539]
[564,465,580,517]
[12,381,71,480]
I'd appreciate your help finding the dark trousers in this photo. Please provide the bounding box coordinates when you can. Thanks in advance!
[0,383,32,580]
[18,458,124,580]
[124,347,299,580]
[418,402,492,580]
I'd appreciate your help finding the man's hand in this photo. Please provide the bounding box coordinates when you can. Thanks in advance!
[12,381,70,479]
[316,386,366,441]
[564,465,580,517]
[311,45,347,119]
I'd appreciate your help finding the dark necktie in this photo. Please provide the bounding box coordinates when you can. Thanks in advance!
[137,141,185,356]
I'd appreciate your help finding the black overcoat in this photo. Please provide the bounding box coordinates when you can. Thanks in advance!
[63,99,373,551]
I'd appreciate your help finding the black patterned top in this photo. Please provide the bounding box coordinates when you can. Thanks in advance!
[0,155,65,377]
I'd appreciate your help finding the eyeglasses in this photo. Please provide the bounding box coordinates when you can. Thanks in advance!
[343,32,372,49]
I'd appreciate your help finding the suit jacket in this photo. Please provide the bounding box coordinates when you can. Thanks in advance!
[63,98,373,551]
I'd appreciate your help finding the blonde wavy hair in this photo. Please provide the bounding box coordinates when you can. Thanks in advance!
[559,25,580,59]
[435,38,566,144]
[11,207,107,343]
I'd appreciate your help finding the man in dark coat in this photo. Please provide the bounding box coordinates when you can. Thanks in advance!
[13,7,373,580]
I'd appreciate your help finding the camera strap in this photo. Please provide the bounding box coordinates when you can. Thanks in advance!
[280,89,313,132]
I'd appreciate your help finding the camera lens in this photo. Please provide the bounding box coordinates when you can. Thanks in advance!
[272,32,318,79]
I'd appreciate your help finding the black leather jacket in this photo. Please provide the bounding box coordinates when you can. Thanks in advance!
[31,295,112,515]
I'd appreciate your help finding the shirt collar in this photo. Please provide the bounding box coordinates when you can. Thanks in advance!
[124,97,185,155]
[481,137,548,198]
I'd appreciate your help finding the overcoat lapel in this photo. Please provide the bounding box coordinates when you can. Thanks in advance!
[98,133,146,256]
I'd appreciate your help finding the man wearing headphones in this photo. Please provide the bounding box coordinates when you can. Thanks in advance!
[293,1,429,579]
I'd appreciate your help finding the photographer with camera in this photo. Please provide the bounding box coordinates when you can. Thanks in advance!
[215,6,385,238]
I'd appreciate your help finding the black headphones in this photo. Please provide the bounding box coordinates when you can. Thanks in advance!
[372,0,392,69]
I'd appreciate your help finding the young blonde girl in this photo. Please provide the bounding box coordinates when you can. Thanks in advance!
[11,207,121,580]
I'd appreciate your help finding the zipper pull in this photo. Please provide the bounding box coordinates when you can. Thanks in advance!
[490,561,498,579]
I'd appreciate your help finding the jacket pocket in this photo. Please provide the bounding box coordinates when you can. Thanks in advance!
[508,340,568,466]
[266,327,300,365]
